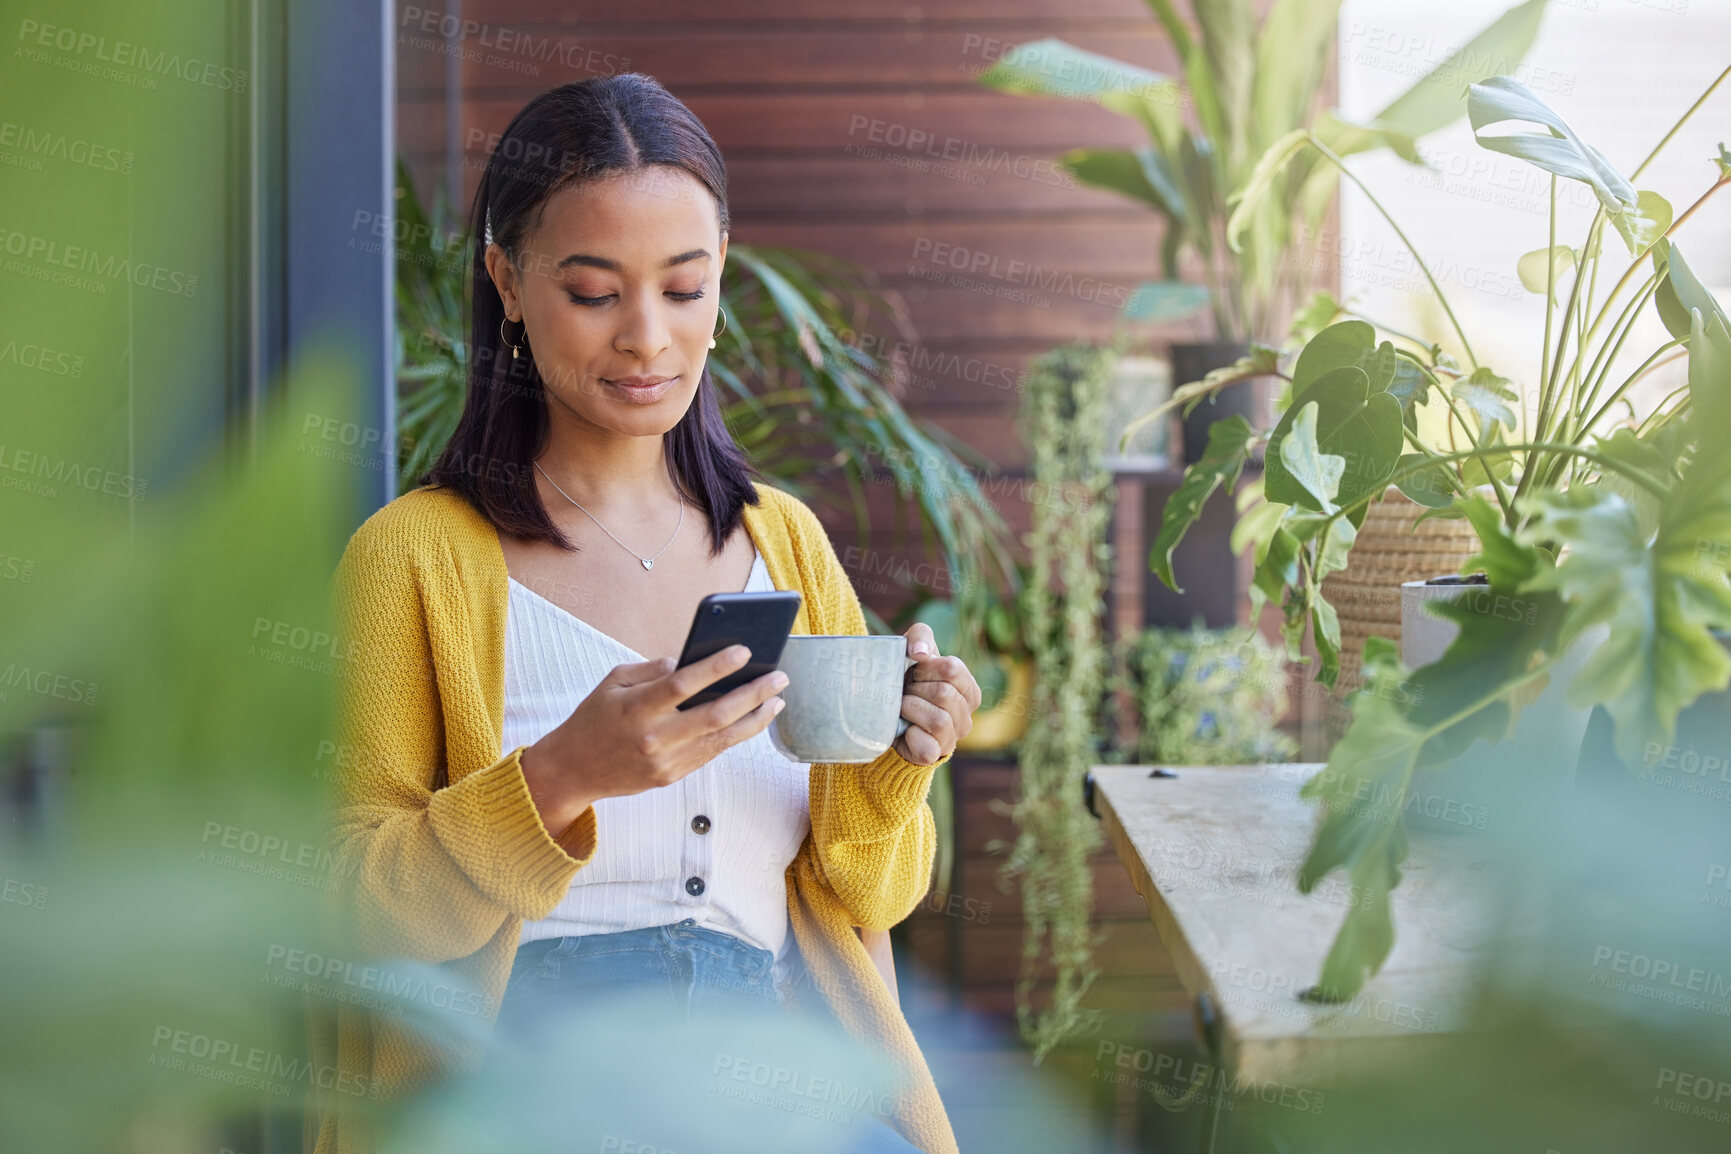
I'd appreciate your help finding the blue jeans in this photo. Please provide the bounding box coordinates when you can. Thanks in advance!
[494,921,924,1154]
[497,921,787,1029]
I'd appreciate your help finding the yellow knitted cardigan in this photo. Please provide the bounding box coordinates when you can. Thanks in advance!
[312,482,958,1154]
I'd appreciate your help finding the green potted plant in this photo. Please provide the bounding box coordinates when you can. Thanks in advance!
[1154,68,1730,1002]
[1148,68,1728,684]
[1118,621,1296,766]
[975,0,1550,462]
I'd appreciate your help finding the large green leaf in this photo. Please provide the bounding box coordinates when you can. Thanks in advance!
[1310,588,1343,686]
[1250,0,1341,151]
[1149,415,1256,591]
[1289,1,1549,234]
[1224,128,1310,253]
[1299,541,1565,1001]
[1282,503,1360,687]
[1142,0,1193,57]
[1250,525,1301,622]
[1310,110,1422,164]
[1288,506,1359,582]
[1292,320,1374,390]
[1459,425,1517,490]
[1296,641,1417,1000]
[1516,244,1577,304]
[1372,0,1550,142]
[1178,134,1224,254]
[1458,494,1541,588]
[1609,190,1673,258]
[1387,353,1435,429]
[1467,77,1636,215]
[1687,299,1731,440]
[1592,427,1674,537]
[1287,319,1399,410]
[1265,365,1404,511]
[1231,476,1278,546]
[1113,90,1190,161]
[1133,146,1193,224]
[975,37,1183,117]
[1653,238,1730,344]
[1520,479,1731,765]
[1395,453,1457,509]
[1061,147,1184,218]
[1453,367,1520,433]
[1414,585,1566,769]
[1235,481,1298,617]
[1278,403,1345,513]
[1195,0,1256,173]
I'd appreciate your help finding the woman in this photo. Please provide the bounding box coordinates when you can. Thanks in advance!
[314,74,975,1154]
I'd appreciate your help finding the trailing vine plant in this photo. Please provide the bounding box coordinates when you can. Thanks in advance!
[1001,342,1117,1058]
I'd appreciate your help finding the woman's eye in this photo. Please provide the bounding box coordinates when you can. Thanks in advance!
[565,289,706,305]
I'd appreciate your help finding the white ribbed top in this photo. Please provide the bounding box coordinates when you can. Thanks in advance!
[502,548,812,958]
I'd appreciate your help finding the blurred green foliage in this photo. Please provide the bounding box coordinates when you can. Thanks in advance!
[1117,622,1296,766]
[976,0,1548,342]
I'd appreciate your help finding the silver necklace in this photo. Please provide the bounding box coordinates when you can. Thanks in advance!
[534,462,684,571]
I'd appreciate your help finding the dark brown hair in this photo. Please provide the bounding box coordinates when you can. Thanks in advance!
[422,73,757,552]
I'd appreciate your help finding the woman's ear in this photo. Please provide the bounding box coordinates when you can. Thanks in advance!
[484,243,521,321]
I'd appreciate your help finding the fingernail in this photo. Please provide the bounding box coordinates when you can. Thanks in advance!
[771,672,789,689]
[771,698,786,714]
[730,644,751,661]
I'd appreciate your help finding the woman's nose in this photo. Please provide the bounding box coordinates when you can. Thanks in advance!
[612,292,673,361]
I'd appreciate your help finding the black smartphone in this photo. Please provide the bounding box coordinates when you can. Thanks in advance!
[673,590,802,710]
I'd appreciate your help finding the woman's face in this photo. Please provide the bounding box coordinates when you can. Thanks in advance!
[486,165,726,440]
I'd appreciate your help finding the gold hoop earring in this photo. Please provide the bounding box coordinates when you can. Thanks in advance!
[501,316,526,360]
[708,310,729,350]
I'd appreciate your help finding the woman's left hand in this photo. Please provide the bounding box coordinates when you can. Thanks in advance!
[894,622,982,766]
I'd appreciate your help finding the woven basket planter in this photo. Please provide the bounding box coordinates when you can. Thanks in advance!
[1318,489,1482,747]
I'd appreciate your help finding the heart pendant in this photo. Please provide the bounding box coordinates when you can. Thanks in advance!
[642,558,654,571]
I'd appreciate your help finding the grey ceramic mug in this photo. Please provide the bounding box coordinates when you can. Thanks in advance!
[770,635,915,764]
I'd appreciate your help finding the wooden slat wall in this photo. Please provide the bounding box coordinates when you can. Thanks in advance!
[396,0,1207,558]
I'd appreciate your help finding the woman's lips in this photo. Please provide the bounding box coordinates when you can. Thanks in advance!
[603,375,676,404]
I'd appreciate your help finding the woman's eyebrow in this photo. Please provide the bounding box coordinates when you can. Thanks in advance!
[555,249,712,271]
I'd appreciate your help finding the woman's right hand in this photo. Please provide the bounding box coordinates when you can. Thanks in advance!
[518,645,787,837]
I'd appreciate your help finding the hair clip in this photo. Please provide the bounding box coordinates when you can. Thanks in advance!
[483,207,494,247]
